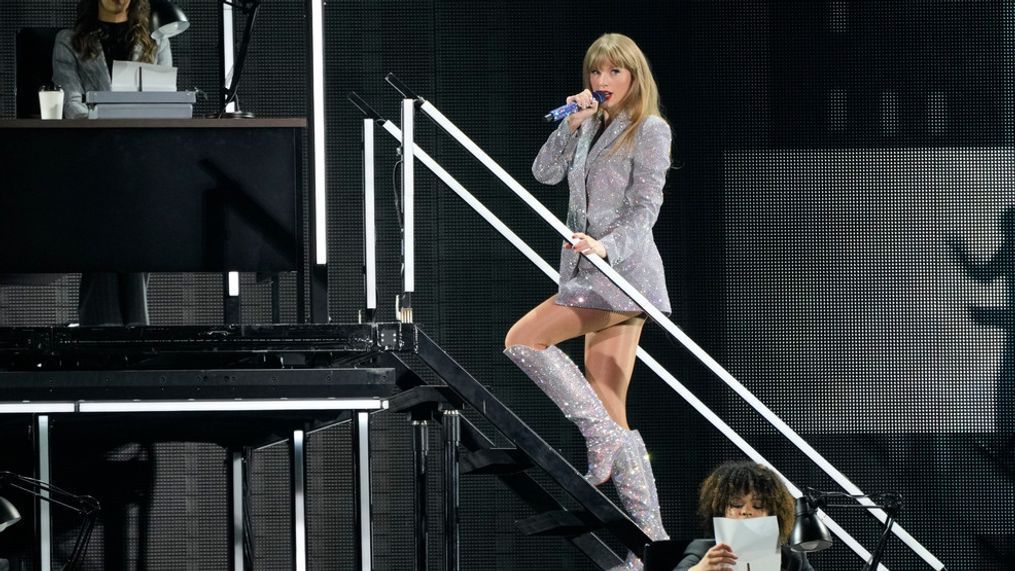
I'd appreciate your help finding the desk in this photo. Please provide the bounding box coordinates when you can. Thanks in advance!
[0,396,386,571]
[0,324,404,569]
[0,119,305,273]
[0,119,316,322]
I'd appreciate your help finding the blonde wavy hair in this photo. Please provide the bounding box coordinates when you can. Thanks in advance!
[582,33,665,154]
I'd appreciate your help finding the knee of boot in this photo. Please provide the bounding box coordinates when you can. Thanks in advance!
[504,327,542,350]
[503,332,547,351]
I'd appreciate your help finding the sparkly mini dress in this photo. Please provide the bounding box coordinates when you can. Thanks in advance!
[531,112,672,314]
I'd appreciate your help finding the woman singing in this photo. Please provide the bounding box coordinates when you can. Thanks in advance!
[504,33,672,570]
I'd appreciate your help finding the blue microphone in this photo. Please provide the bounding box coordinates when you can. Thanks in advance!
[543,91,611,122]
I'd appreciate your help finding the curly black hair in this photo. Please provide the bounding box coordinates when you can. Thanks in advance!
[697,461,796,544]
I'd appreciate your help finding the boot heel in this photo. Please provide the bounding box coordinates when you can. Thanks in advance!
[610,430,669,570]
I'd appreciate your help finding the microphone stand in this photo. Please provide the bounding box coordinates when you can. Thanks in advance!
[0,471,101,571]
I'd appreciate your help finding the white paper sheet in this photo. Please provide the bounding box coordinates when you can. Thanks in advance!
[713,516,781,571]
[111,60,178,92]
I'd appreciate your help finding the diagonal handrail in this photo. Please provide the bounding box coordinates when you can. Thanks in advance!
[374,116,906,570]
[390,87,948,570]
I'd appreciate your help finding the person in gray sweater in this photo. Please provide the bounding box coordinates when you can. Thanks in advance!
[51,0,171,326]
[675,462,815,571]
[53,0,172,120]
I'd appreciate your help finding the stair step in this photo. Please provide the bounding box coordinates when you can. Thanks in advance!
[461,448,531,475]
[414,329,650,558]
[385,384,464,415]
[516,509,600,537]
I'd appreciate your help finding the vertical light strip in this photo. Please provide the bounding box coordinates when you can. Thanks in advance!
[37,415,51,571]
[292,430,307,571]
[310,0,327,265]
[401,99,415,293]
[228,271,240,297]
[222,2,236,113]
[363,119,377,311]
[357,412,372,570]
[232,452,244,571]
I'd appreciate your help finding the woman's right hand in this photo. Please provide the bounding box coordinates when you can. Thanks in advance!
[565,89,599,131]
[690,543,738,571]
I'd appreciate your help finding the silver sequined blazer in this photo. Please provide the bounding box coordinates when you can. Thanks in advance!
[532,112,672,314]
[52,29,173,120]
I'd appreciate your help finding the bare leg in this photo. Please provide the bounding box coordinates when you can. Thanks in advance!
[504,295,640,484]
[505,295,639,349]
[505,296,668,568]
[584,317,667,571]
[584,316,646,430]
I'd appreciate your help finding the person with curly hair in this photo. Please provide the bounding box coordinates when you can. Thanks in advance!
[675,461,815,571]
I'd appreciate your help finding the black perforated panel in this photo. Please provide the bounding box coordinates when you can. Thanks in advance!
[0,1,1011,569]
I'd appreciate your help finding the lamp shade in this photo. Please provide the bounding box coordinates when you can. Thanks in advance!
[0,496,21,533]
[788,497,833,553]
[150,0,190,41]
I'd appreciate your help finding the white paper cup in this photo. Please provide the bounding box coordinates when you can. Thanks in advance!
[38,89,64,120]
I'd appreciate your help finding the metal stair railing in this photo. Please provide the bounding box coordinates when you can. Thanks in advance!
[349,81,948,571]
[347,92,891,568]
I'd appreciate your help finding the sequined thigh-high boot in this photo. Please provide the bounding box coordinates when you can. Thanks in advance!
[610,430,669,571]
[504,344,625,485]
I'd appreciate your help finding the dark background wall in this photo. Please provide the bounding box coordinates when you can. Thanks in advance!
[0,0,1012,569]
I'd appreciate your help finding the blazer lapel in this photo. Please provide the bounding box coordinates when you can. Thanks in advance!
[74,43,113,93]
[82,55,113,91]
[586,112,631,163]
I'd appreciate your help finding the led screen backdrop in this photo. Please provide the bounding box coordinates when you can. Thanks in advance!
[0,1,1012,569]
[725,149,1014,434]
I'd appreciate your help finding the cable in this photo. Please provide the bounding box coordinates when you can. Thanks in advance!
[392,156,404,233]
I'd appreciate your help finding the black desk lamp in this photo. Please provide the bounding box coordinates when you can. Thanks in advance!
[0,496,19,533]
[0,471,101,571]
[219,0,264,118]
[789,488,902,571]
[150,0,190,41]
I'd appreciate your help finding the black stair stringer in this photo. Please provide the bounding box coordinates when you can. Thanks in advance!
[458,415,622,568]
[383,361,623,567]
[411,327,652,558]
